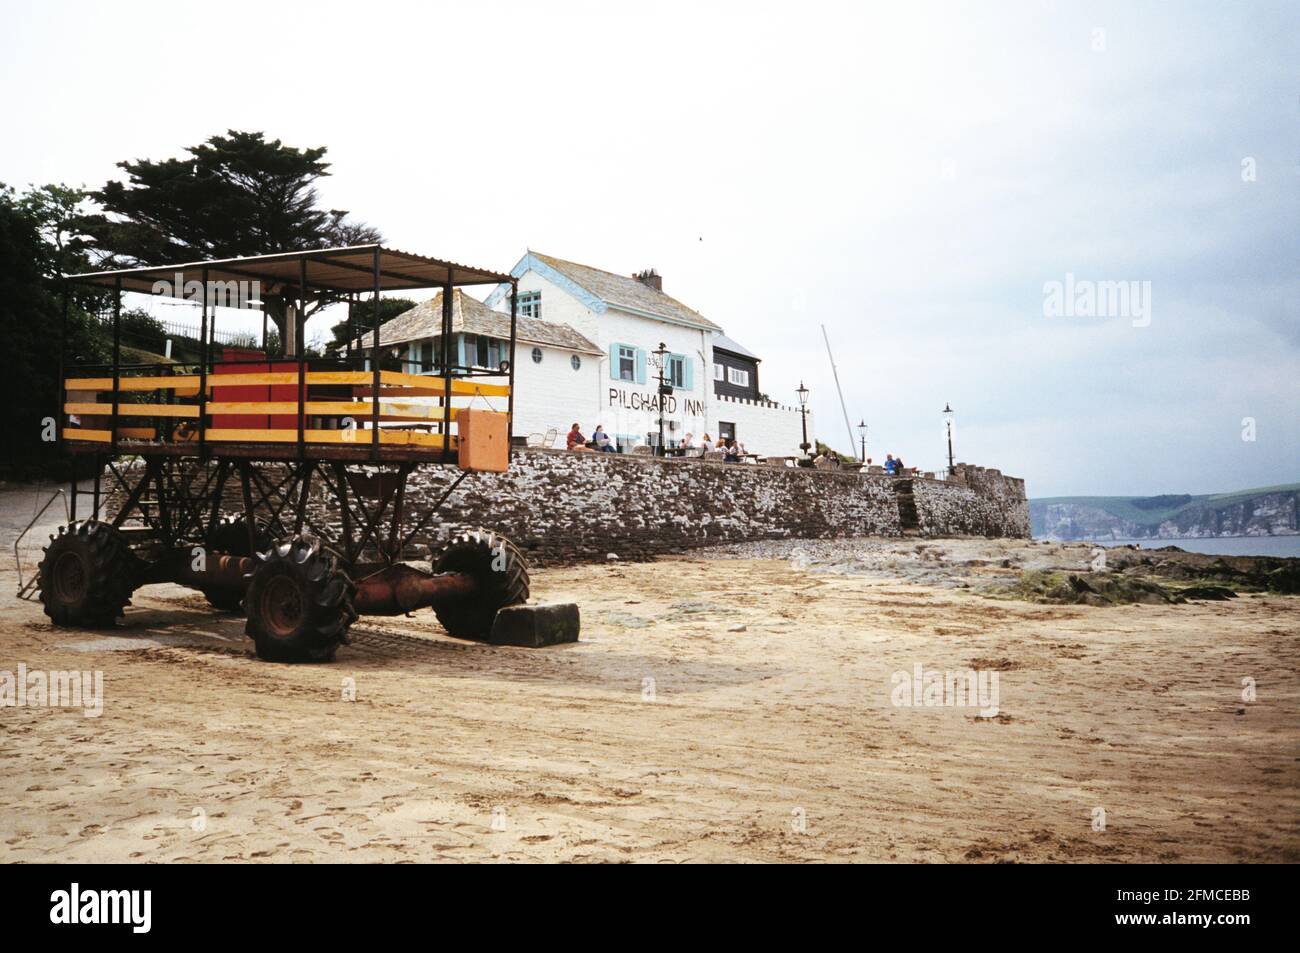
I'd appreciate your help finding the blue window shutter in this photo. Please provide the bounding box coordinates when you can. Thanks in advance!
[635,348,646,385]
[456,334,465,370]
[609,343,621,380]
[682,355,693,390]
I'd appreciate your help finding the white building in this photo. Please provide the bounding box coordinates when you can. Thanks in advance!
[365,251,813,457]
[487,252,811,456]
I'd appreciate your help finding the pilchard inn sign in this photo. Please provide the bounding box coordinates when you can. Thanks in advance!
[607,386,706,417]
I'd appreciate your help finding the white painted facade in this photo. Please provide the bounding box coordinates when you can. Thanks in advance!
[508,340,598,444]
[486,255,814,457]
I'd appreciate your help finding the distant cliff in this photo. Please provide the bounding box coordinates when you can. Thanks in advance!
[1030,484,1300,540]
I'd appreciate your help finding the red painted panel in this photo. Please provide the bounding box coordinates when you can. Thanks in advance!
[211,349,269,430]
[269,360,301,431]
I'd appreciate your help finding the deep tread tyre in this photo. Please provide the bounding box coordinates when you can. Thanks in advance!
[202,515,271,612]
[38,521,138,628]
[244,535,356,663]
[431,528,530,640]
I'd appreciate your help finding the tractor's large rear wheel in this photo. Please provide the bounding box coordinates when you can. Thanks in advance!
[202,515,271,612]
[38,521,138,628]
[244,535,356,663]
[431,528,530,640]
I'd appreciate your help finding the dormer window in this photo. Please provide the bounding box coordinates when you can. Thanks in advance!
[517,290,541,319]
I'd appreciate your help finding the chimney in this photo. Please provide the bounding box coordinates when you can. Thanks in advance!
[633,268,662,292]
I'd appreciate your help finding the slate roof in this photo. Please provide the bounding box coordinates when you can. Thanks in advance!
[712,332,760,361]
[530,252,722,331]
[357,289,601,354]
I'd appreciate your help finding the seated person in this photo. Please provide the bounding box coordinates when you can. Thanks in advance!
[723,439,741,463]
[566,423,586,451]
[699,433,714,451]
[588,425,616,452]
[884,454,897,475]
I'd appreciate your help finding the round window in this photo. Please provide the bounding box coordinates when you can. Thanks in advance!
[531,347,542,364]
[571,354,582,371]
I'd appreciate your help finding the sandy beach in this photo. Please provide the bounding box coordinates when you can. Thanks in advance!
[2,519,1296,863]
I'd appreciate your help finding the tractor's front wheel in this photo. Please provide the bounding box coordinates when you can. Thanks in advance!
[430,528,530,640]
[38,521,138,628]
[244,536,356,663]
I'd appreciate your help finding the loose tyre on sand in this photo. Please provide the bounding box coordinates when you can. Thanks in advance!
[431,528,531,640]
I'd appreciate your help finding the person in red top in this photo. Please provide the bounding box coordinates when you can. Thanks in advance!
[566,423,586,450]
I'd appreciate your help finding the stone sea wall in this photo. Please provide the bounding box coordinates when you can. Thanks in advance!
[909,464,1031,539]
[103,450,1029,565]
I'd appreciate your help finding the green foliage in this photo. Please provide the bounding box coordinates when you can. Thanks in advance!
[80,130,382,342]
[82,130,379,264]
[116,308,166,353]
[0,183,106,477]
[814,439,855,460]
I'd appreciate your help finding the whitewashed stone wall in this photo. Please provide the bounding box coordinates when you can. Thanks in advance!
[711,394,812,458]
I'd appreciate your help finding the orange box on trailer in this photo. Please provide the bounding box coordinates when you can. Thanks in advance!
[456,408,509,472]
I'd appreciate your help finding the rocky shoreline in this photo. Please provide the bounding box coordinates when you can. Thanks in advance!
[700,537,1300,604]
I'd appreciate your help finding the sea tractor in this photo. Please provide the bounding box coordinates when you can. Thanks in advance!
[33,245,570,661]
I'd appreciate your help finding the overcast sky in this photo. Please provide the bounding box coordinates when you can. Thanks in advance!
[3,0,1296,496]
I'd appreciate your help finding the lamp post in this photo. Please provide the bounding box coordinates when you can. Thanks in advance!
[943,403,955,477]
[650,342,669,456]
[857,418,868,463]
[797,381,811,464]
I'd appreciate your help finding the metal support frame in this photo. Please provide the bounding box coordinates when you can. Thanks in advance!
[441,279,453,464]
[508,278,517,452]
[58,286,68,446]
[238,461,258,554]
[398,469,469,553]
[199,266,209,454]
[297,258,308,455]
[91,454,102,519]
[110,276,121,452]
[293,460,315,535]
[370,247,381,460]
[202,459,231,544]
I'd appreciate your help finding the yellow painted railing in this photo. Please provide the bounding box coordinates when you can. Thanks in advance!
[61,368,507,450]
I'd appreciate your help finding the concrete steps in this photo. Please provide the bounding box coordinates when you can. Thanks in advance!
[893,479,920,532]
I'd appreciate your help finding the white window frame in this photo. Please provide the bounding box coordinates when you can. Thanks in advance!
[517,290,541,319]
[727,366,750,387]
[617,344,636,382]
[714,362,724,381]
[666,354,686,388]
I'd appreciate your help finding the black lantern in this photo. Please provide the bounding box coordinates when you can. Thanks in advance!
[857,418,868,463]
[652,342,669,455]
[796,381,811,461]
[943,403,955,477]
